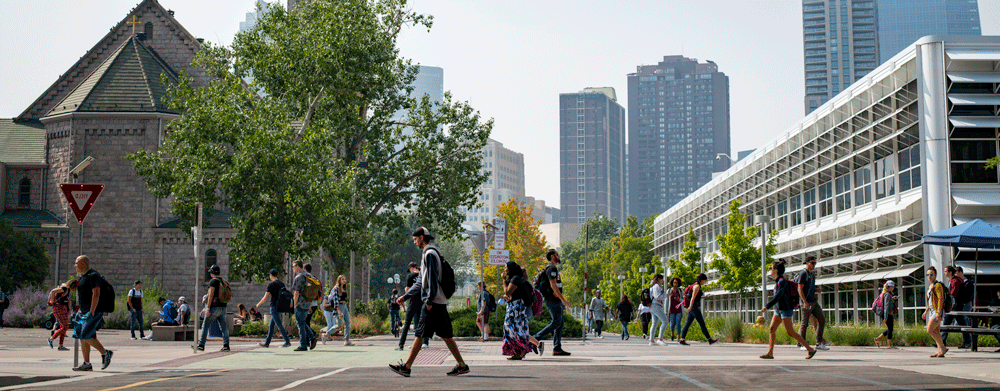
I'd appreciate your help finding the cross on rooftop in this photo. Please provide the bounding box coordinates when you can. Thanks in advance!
[126,15,141,35]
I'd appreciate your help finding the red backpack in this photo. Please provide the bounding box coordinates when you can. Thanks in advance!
[682,284,695,309]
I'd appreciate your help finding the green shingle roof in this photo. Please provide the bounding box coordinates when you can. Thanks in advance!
[0,209,67,229]
[46,35,179,117]
[0,119,45,165]
[156,209,233,229]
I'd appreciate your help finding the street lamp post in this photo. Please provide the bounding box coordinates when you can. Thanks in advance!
[754,215,771,315]
[618,274,626,300]
[639,267,648,288]
[696,241,708,274]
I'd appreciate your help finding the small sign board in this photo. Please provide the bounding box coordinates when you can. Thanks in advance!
[59,184,104,223]
[488,249,510,265]
[493,218,507,249]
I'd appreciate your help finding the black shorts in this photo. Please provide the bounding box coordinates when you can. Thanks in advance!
[415,303,452,339]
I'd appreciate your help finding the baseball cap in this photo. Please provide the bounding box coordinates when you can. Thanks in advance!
[886,280,895,287]
[178,296,186,302]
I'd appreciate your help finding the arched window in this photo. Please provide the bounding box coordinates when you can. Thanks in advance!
[144,22,153,39]
[18,178,30,207]
[205,249,218,281]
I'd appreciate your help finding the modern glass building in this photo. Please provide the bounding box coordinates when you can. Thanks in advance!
[878,0,981,61]
[655,37,1000,325]
[627,56,731,221]
[803,0,880,114]
[560,88,627,224]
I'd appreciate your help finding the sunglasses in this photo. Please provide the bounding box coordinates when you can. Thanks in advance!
[926,273,935,277]
[808,262,817,265]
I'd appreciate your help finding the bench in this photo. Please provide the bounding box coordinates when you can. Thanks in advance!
[150,325,195,341]
[960,327,1000,352]
[939,325,965,333]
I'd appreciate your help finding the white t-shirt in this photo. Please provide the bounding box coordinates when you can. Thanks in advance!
[638,303,651,314]
[650,283,666,306]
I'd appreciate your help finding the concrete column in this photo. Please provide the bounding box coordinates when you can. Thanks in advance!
[916,40,952,278]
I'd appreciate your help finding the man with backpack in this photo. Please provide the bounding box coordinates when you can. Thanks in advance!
[796,257,828,350]
[476,281,495,342]
[942,266,972,349]
[197,264,231,352]
[72,255,113,371]
[256,269,292,348]
[389,227,469,377]
[291,260,318,352]
[388,288,402,338]
[397,262,424,350]
[127,280,146,340]
[531,249,572,356]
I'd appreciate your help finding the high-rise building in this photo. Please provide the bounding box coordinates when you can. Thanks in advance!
[559,88,626,224]
[239,0,268,33]
[627,56,731,221]
[802,0,880,114]
[461,138,525,229]
[877,0,981,61]
[802,0,982,114]
[392,66,444,148]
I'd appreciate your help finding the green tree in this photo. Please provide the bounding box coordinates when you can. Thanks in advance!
[476,199,548,294]
[987,157,999,170]
[558,214,619,304]
[128,0,491,280]
[0,221,49,291]
[709,200,777,303]
[666,228,702,287]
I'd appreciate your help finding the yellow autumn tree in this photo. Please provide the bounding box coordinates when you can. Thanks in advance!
[475,199,549,294]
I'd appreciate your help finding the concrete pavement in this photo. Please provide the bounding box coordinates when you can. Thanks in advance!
[1,328,998,390]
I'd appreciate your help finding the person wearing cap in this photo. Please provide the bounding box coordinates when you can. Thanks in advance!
[796,256,828,351]
[177,296,191,327]
[389,227,470,377]
[127,280,146,340]
[397,261,423,350]
[874,280,898,348]
[197,264,230,352]
[256,269,291,348]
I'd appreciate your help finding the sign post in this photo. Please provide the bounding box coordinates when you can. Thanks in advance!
[493,218,507,249]
[59,183,104,368]
[488,249,510,266]
[192,203,203,352]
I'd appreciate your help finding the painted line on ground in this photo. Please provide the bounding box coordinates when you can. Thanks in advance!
[773,365,924,391]
[650,365,722,391]
[268,367,352,391]
[99,369,232,391]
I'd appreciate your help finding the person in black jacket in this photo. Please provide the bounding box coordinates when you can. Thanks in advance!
[760,260,816,359]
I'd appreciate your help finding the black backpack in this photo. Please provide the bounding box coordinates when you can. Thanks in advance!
[640,287,653,306]
[519,279,535,308]
[957,278,975,305]
[94,272,115,313]
[426,246,456,299]
[168,302,179,321]
[534,268,553,298]
[275,287,294,314]
[486,291,497,312]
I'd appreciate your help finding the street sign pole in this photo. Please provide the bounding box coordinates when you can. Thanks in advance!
[192,203,203,352]
[60,183,103,368]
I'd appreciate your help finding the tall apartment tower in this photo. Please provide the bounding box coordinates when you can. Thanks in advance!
[802,0,880,114]
[461,139,525,229]
[877,0,981,61]
[627,56,731,221]
[559,88,626,224]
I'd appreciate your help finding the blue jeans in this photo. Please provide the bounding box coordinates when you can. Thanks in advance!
[942,302,972,346]
[199,307,229,347]
[649,304,668,340]
[264,307,290,346]
[398,299,422,349]
[337,303,351,340]
[294,307,314,348]
[620,320,630,339]
[323,309,339,336]
[390,309,401,336]
[130,310,145,338]
[533,299,564,349]
[668,312,682,337]
[681,306,712,340]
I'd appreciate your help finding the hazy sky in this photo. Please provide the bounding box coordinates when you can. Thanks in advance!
[2,1,998,209]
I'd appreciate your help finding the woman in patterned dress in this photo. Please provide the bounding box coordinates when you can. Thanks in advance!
[500,261,534,360]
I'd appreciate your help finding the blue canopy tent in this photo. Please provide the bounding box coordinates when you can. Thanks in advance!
[922,218,1000,307]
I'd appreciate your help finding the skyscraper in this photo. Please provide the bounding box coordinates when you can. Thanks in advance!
[627,56,731,221]
[559,88,626,224]
[461,139,525,229]
[877,0,981,61]
[802,0,879,114]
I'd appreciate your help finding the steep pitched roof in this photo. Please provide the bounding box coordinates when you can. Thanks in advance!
[0,119,45,165]
[156,209,234,229]
[18,0,202,120]
[46,35,179,116]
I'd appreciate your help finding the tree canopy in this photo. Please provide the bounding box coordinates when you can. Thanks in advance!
[128,0,491,280]
[0,221,49,291]
[476,199,548,294]
[708,199,777,298]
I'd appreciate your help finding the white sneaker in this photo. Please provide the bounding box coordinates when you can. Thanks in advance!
[656,340,667,346]
[422,343,429,348]
[598,335,604,339]
[649,341,655,346]
[799,346,808,351]
[816,343,829,350]
[344,341,355,347]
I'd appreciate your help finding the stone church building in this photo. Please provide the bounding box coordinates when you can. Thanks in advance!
[1,0,362,309]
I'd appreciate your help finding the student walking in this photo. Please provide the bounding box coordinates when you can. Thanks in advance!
[397,262,423,350]
[291,261,318,352]
[617,295,633,340]
[589,290,607,338]
[500,261,538,360]
[638,302,651,340]
[197,264,231,352]
[874,281,897,348]
[647,274,669,346]
[532,249,572,356]
[47,279,78,350]
[667,277,684,341]
[322,284,340,341]
[72,255,113,371]
[332,275,354,346]
[924,266,948,357]
[476,282,495,342]
[0,287,6,329]
[760,260,816,359]
[796,257,828,350]
[256,269,291,348]
[942,266,972,349]
[389,227,470,377]
[678,274,718,346]
[389,289,401,338]
[127,281,145,340]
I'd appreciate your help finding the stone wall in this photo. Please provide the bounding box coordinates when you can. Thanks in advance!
[3,167,46,210]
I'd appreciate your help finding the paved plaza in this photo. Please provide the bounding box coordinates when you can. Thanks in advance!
[1,328,998,390]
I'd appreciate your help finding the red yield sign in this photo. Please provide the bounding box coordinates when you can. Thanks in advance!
[59,184,104,223]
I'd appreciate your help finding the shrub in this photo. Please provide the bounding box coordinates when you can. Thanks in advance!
[0,221,49,291]
[353,299,389,324]
[351,314,385,336]
[720,315,744,343]
[5,287,49,328]
[236,320,267,336]
[105,279,172,330]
